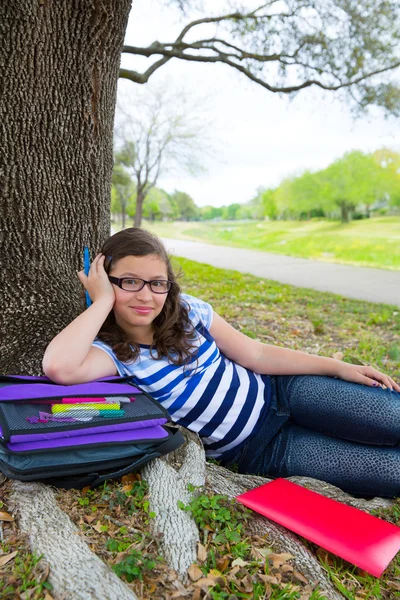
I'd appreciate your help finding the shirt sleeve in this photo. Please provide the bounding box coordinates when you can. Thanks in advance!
[181,293,214,330]
[92,339,133,376]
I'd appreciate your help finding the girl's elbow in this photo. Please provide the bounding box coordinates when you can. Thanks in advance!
[42,358,75,385]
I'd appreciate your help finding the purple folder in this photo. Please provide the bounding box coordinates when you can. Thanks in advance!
[6,424,169,452]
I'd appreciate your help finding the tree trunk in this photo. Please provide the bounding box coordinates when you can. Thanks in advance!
[339,201,351,223]
[134,187,145,227]
[121,201,127,230]
[0,0,132,375]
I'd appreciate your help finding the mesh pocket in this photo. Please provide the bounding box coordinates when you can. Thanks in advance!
[0,393,167,441]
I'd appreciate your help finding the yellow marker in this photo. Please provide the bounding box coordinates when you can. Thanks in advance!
[52,403,120,414]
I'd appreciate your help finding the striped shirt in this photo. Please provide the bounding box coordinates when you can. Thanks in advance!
[93,294,271,457]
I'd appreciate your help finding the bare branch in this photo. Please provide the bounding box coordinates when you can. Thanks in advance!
[121,44,400,94]
[120,2,400,113]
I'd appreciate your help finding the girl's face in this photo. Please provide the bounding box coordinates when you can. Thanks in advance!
[109,254,169,343]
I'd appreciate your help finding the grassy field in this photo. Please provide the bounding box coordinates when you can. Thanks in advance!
[144,216,400,270]
[177,257,400,599]
[2,259,399,600]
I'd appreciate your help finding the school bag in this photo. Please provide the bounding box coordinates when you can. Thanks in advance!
[0,374,184,489]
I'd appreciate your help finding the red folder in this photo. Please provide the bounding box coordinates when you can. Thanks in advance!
[236,478,400,577]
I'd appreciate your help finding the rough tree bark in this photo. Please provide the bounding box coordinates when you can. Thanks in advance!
[0,0,131,374]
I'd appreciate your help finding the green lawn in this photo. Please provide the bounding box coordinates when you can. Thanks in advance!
[143,216,400,270]
[175,257,400,599]
[3,257,399,599]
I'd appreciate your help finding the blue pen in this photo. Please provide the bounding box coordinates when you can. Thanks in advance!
[83,246,92,308]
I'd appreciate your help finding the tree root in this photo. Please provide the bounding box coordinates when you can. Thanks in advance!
[142,428,206,578]
[7,427,395,600]
[9,481,138,600]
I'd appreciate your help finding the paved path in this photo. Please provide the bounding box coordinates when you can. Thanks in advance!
[162,238,400,308]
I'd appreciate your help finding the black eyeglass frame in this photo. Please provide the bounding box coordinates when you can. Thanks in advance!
[108,275,173,294]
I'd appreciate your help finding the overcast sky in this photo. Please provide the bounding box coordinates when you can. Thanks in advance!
[120,0,399,208]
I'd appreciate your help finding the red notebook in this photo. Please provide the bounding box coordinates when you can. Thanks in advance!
[236,478,400,577]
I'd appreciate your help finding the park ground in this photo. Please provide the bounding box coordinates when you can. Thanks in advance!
[1,255,400,599]
[143,216,400,271]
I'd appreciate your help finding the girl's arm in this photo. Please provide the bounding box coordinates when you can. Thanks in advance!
[42,255,117,384]
[209,312,400,391]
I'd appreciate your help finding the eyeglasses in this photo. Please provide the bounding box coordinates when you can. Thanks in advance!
[108,276,173,294]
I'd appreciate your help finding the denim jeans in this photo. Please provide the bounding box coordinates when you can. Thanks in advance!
[219,375,400,497]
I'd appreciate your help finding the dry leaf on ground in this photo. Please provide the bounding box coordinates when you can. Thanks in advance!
[188,563,203,582]
[0,510,14,522]
[0,550,18,566]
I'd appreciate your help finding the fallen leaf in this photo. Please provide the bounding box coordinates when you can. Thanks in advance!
[258,573,280,585]
[236,573,253,593]
[216,556,230,572]
[332,351,344,360]
[44,594,55,600]
[194,576,225,591]
[251,546,272,560]
[0,511,14,522]
[208,568,224,579]
[84,515,96,523]
[187,563,203,582]
[0,550,18,566]
[92,520,105,533]
[19,590,36,600]
[268,552,294,568]
[82,486,91,494]
[122,484,133,493]
[197,542,207,563]
[231,558,248,568]
[172,579,191,595]
[121,473,137,484]
[293,571,309,584]
[281,563,294,573]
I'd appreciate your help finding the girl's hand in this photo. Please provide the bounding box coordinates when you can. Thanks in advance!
[77,254,115,307]
[336,362,400,392]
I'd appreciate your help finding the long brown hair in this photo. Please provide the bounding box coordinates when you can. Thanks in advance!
[96,228,197,365]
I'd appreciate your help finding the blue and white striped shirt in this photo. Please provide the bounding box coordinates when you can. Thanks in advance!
[93,294,271,457]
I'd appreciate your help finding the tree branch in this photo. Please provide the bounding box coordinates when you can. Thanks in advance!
[119,3,400,111]
[120,43,400,94]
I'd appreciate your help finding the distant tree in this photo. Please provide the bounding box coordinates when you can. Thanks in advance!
[260,189,279,220]
[221,203,241,220]
[322,151,395,222]
[111,162,136,228]
[170,190,199,221]
[114,83,208,227]
[142,187,171,222]
[372,148,400,208]
[200,205,224,220]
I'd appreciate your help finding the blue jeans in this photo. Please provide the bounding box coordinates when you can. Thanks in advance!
[219,375,400,497]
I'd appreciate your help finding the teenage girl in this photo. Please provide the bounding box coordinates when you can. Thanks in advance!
[43,228,400,497]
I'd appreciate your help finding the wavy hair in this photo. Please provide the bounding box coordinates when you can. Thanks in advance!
[96,228,198,366]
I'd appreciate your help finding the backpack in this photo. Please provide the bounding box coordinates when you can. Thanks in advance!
[0,375,184,489]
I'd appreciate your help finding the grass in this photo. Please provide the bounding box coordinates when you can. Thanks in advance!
[173,257,400,598]
[143,216,400,270]
[2,255,400,599]
[173,256,400,378]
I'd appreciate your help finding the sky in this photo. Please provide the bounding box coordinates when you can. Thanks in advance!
[119,0,399,208]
